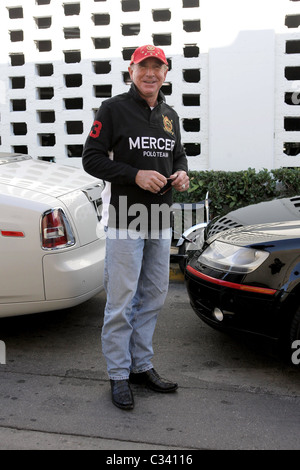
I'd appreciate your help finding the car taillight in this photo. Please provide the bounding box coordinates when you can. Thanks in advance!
[41,208,75,250]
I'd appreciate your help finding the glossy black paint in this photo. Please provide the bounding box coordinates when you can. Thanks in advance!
[185,197,300,343]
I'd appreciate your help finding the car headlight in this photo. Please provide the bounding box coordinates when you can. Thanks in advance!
[198,240,269,273]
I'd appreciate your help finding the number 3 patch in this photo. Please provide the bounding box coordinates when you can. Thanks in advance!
[89,120,102,138]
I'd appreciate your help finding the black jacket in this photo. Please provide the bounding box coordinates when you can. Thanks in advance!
[83,84,188,229]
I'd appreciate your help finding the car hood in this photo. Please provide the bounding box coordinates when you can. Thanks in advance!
[207,195,300,238]
[211,220,300,247]
[0,155,99,197]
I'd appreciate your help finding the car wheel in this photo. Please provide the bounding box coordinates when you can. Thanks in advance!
[289,306,300,366]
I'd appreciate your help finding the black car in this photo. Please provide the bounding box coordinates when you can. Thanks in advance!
[185,195,300,360]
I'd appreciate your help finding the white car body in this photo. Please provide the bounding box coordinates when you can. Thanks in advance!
[0,153,106,317]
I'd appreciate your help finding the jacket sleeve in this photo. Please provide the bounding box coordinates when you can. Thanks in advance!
[172,114,188,174]
[82,103,139,184]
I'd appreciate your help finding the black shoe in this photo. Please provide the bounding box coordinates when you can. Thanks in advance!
[110,379,134,410]
[129,368,178,393]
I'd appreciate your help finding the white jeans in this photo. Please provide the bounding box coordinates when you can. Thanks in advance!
[102,227,172,380]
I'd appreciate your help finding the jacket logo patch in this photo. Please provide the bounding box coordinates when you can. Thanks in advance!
[162,115,174,136]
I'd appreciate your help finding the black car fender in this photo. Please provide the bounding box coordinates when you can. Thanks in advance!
[276,265,300,336]
[280,261,300,295]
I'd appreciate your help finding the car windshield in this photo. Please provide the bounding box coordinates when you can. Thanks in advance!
[0,153,32,166]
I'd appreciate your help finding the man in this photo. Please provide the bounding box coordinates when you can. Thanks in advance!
[83,45,189,410]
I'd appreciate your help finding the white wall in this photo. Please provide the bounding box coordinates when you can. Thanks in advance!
[0,0,204,170]
[1,0,300,171]
[208,30,275,171]
[201,0,286,171]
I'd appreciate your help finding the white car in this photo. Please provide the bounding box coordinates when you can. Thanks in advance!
[0,153,106,317]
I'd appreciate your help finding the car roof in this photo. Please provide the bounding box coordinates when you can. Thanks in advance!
[0,152,102,197]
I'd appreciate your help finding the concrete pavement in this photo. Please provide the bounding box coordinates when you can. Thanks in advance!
[0,280,300,451]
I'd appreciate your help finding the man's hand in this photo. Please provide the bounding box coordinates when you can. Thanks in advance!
[135,170,167,193]
[170,170,189,192]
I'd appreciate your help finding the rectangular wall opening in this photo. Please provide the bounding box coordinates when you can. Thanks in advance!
[93,61,111,74]
[153,34,172,46]
[10,30,24,42]
[122,24,140,36]
[38,110,55,123]
[183,0,199,7]
[64,50,81,63]
[66,121,83,134]
[183,118,200,132]
[8,7,23,19]
[122,48,136,60]
[11,99,26,111]
[183,69,200,82]
[12,122,27,135]
[38,156,55,162]
[183,20,200,32]
[39,134,56,146]
[93,14,110,25]
[64,3,80,16]
[161,83,172,95]
[183,44,199,57]
[285,15,300,28]
[67,145,83,157]
[122,72,131,84]
[36,63,54,76]
[64,74,82,87]
[285,66,300,80]
[64,98,83,109]
[36,40,52,52]
[184,143,200,156]
[183,94,200,106]
[13,145,28,154]
[94,85,112,98]
[152,10,171,22]
[64,27,80,39]
[284,142,300,155]
[10,53,25,67]
[93,37,111,49]
[121,0,140,11]
[35,17,52,29]
[286,40,300,54]
[284,117,300,131]
[37,87,54,99]
[10,77,25,89]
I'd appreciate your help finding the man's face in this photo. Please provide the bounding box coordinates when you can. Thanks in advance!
[129,58,168,103]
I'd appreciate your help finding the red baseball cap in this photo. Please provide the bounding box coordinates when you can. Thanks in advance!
[130,45,168,66]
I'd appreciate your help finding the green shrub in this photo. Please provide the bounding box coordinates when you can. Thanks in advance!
[272,168,300,196]
[173,167,300,219]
